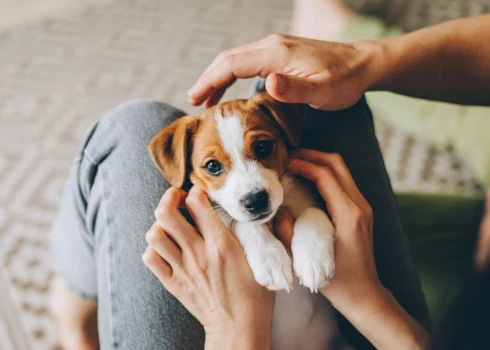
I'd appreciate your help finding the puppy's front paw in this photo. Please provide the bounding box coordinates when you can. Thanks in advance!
[247,239,293,291]
[292,207,335,292]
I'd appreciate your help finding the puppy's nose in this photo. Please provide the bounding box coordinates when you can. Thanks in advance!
[242,190,269,214]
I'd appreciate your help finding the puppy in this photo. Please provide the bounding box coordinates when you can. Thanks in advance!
[149,92,346,349]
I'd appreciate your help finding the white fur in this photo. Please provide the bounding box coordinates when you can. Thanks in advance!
[234,221,293,291]
[292,207,335,291]
[208,113,283,223]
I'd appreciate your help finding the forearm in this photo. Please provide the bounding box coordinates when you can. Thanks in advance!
[365,14,490,106]
[327,285,430,349]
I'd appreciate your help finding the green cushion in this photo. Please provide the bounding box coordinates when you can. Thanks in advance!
[338,16,490,187]
[396,192,485,326]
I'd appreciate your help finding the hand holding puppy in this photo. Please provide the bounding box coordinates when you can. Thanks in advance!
[278,149,429,349]
[143,187,274,350]
[281,149,378,309]
[144,151,429,349]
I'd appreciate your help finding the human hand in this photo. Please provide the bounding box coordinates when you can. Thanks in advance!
[281,149,380,311]
[280,149,429,349]
[143,186,274,350]
[187,34,378,110]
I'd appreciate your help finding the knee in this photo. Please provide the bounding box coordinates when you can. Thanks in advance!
[97,99,186,142]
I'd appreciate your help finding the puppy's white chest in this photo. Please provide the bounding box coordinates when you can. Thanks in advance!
[217,177,344,349]
[271,178,341,349]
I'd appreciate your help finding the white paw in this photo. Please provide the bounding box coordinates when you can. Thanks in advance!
[247,239,293,291]
[292,207,335,292]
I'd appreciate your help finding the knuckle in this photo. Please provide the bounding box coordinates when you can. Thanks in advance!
[186,189,207,208]
[216,50,229,62]
[320,167,333,179]
[330,153,344,165]
[273,40,293,53]
[364,206,374,227]
[223,53,236,67]
[364,205,373,219]
[154,205,171,222]
[185,194,199,209]
[166,186,180,197]
[142,248,158,265]
[350,206,365,224]
[210,239,229,260]
[145,227,160,244]
[267,33,287,42]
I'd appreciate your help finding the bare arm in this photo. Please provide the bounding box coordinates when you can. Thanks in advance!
[372,14,490,106]
[330,284,430,349]
[188,14,490,110]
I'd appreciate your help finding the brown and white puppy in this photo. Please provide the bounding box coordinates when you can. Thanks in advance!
[149,92,343,349]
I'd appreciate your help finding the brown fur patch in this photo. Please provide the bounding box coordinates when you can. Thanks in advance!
[149,93,302,190]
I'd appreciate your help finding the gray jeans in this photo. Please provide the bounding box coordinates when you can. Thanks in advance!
[50,97,430,349]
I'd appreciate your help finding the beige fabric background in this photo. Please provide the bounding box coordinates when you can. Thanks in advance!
[0,0,482,348]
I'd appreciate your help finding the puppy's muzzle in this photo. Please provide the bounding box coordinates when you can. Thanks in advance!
[241,190,270,217]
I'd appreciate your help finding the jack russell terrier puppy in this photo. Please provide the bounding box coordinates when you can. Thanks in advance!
[149,92,349,349]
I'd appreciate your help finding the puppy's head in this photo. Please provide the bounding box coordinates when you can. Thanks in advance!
[149,92,304,224]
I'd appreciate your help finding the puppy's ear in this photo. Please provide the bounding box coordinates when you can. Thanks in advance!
[148,116,200,188]
[249,92,304,147]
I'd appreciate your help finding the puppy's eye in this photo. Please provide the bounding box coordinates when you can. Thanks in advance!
[204,160,223,176]
[255,140,273,159]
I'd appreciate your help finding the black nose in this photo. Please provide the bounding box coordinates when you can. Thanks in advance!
[242,190,269,214]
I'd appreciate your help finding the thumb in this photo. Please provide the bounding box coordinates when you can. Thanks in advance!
[185,186,227,241]
[265,73,320,105]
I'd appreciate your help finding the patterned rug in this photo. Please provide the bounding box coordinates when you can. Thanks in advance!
[0,0,482,348]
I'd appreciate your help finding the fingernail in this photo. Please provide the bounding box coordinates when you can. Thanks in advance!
[275,75,287,95]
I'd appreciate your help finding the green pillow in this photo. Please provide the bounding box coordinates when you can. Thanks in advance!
[396,192,484,326]
[338,16,490,187]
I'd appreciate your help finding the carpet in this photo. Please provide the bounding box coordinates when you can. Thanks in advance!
[0,0,482,348]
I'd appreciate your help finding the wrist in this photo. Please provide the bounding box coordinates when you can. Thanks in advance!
[331,284,430,349]
[327,279,386,317]
[205,319,271,350]
[351,39,386,92]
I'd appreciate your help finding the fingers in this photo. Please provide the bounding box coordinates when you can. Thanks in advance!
[185,186,230,242]
[146,221,182,267]
[203,82,232,109]
[288,158,355,220]
[155,187,202,248]
[290,150,352,182]
[188,35,292,105]
[265,73,322,106]
[188,46,288,106]
[290,150,369,212]
[273,207,294,254]
[143,247,173,284]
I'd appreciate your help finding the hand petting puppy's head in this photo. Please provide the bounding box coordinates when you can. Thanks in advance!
[149,92,304,224]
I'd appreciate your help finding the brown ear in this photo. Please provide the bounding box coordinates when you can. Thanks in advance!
[249,92,304,147]
[148,115,200,188]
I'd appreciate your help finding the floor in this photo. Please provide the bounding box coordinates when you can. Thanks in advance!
[0,1,481,349]
[0,0,109,29]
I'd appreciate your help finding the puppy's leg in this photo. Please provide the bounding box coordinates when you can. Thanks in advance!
[292,207,335,292]
[234,222,293,291]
